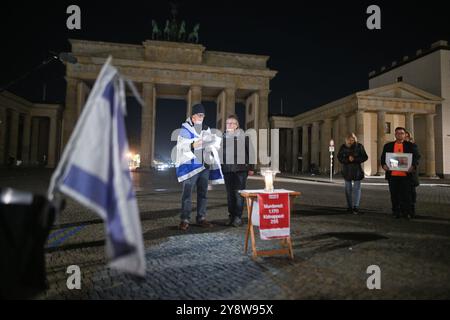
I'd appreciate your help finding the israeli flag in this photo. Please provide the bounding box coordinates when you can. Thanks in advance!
[48,57,145,277]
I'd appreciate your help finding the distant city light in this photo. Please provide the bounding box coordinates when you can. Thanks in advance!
[153,159,175,171]
[127,152,140,171]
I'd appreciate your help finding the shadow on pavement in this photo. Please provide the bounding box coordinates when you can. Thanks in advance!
[51,203,229,230]
[52,219,104,229]
[45,239,105,253]
[413,215,450,223]
[293,232,389,256]
[292,206,352,216]
[45,217,236,253]
[143,220,233,241]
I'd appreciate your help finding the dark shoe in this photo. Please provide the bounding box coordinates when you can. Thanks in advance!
[179,221,189,231]
[197,219,214,228]
[231,217,242,227]
[393,213,401,219]
[225,216,234,226]
[352,207,360,215]
[347,208,353,213]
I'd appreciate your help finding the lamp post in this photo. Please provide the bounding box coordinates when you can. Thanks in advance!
[0,52,77,93]
[329,139,335,181]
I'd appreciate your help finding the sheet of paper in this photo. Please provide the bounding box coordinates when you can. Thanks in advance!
[385,152,412,171]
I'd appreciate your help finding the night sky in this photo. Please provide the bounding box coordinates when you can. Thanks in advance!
[1,1,449,159]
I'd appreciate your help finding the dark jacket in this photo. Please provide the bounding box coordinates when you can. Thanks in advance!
[221,130,254,173]
[381,140,421,181]
[337,142,368,181]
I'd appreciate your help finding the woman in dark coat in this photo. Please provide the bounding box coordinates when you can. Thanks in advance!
[221,115,255,227]
[337,133,368,214]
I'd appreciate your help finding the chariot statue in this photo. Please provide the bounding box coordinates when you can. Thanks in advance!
[151,20,161,40]
[178,20,186,41]
[163,20,170,40]
[187,23,200,43]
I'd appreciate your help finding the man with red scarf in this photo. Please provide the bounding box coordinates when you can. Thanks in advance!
[381,127,421,219]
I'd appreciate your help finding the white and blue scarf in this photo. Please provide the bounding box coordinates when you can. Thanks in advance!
[175,118,224,184]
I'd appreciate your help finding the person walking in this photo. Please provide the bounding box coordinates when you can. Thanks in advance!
[337,133,368,214]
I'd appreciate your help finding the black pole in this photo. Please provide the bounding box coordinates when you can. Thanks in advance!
[0,56,57,94]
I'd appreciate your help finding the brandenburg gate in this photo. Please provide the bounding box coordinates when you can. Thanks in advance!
[63,39,277,168]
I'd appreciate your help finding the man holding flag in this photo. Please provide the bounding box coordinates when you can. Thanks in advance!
[48,57,146,277]
[175,104,224,231]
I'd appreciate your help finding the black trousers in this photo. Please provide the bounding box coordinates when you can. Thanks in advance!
[388,176,413,216]
[224,171,248,219]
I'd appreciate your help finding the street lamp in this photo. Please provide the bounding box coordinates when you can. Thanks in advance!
[0,52,77,93]
[329,139,335,181]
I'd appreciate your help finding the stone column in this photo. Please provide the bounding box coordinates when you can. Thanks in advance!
[62,78,79,152]
[8,109,19,161]
[216,91,226,131]
[285,129,292,172]
[258,90,269,130]
[425,114,436,177]
[356,110,365,144]
[216,88,236,131]
[338,114,347,146]
[46,115,57,168]
[76,81,90,117]
[356,110,367,174]
[377,111,386,174]
[311,121,320,168]
[21,113,31,165]
[245,93,258,130]
[333,118,339,174]
[256,90,269,168]
[30,117,40,165]
[271,127,280,172]
[141,83,156,169]
[321,118,332,173]
[292,127,299,173]
[301,124,309,172]
[186,85,202,118]
[225,88,236,118]
[405,112,415,137]
[334,114,347,173]
[0,107,6,165]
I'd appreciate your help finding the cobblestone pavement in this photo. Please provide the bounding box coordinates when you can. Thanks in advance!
[2,168,450,299]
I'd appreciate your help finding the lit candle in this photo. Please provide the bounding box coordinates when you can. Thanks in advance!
[264,173,274,192]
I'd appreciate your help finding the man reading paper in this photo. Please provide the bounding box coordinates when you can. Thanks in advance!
[381,127,421,219]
